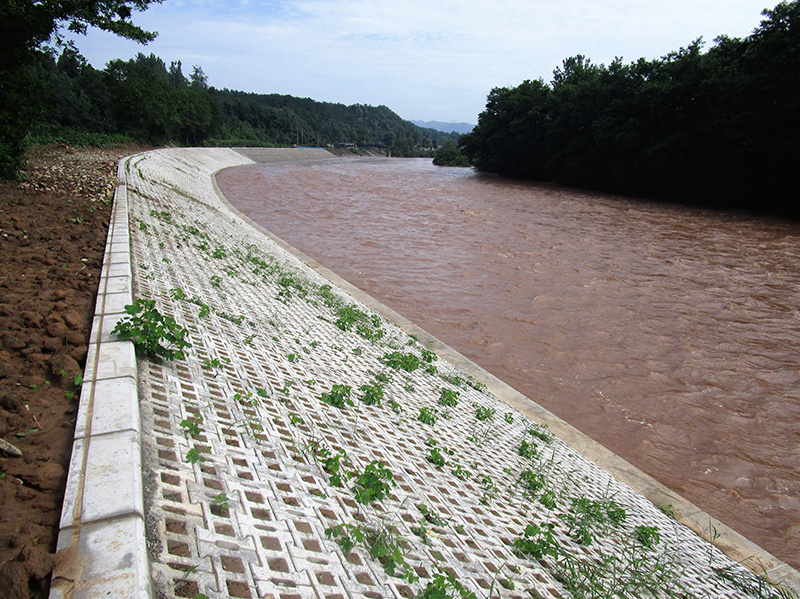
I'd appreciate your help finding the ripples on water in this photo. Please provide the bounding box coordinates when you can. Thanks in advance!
[217,157,800,568]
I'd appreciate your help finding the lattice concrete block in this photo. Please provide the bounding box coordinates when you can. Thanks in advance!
[110,148,800,599]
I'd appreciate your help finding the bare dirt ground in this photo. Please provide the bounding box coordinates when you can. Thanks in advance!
[0,144,146,599]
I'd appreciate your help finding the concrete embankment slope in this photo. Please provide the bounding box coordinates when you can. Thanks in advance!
[53,147,799,598]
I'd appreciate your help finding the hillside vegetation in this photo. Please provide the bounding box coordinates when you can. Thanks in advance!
[10,50,458,175]
[460,1,800,216]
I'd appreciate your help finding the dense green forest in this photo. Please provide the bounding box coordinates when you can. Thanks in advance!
[26,50,457,155]
[460,1,800,215]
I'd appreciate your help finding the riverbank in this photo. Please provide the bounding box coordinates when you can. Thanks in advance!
[0,144,151,598]
[37,147,800,598]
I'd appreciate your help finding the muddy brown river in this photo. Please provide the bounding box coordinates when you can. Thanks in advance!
[216,157,800,568]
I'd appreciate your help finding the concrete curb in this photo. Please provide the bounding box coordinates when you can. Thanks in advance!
[50,159,151,599]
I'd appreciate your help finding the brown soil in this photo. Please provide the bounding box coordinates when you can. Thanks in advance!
[0,144,147,599]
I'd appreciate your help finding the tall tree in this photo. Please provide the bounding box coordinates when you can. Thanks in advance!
[0,0,162,178]
[462,0,800,215]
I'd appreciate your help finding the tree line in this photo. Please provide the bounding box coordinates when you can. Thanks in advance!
[459,1,800,216]
[1,0,457,179]
[26,50,456,154]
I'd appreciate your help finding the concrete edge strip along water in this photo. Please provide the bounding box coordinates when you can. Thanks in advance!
[50,155,152,598]
[213,148,800,595]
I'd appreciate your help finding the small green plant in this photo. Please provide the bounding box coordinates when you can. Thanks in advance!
[277,274,307,302]
[426,445,448,468]
[439,372,487,393]
[186,448,204,464]
[417,503,447,527]
[325,522,364,553]
[315,444,350,487]
[371,370,392,384]
[367,524,415,580]
[635,525,661,549]
[112,299,191,360]
[479,474,498,504]
[359,382,384,406]
[210,275,222,288]
[474,404,496,422]
[380,351,420,372]
[518,469,545,495]
[15,428,39,438]
[439,373,465,388]
[504,412,514,424]
[320,384,353,409]
[326,521,416,582]
[451,463,471,480]
[539,490,558,510]
[554,543,681,599]
[179,416,203,437]
[438,388,459,407]
[562,496,627,546]
[334,305,368,331]
[518,438,538,459]
[150,209,173,223]
[418,570,477,599]
[418,407,439,426]
[657,503,676,518]
[420,348,437,364]
[527,424,553,443]
[513,523,560,559]
[234,391,256,405]
[712,563,794,599]
[352,460,395,504]
[212,492,230,509]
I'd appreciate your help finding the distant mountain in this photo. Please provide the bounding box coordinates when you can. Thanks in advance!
[411,120,474,135]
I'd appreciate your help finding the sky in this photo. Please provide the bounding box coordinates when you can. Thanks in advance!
[65,0,775,125]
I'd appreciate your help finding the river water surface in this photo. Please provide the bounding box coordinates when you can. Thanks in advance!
[216,157,800,568]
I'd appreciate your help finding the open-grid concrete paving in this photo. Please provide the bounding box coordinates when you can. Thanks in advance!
[52,148,800,598]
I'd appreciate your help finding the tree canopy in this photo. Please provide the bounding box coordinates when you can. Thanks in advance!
[0,0,162,177]
[12,49,459,159]
[461,1,800,216]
